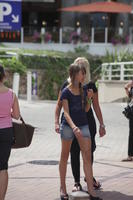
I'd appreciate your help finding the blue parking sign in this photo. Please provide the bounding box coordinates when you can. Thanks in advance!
[0,0,21,31]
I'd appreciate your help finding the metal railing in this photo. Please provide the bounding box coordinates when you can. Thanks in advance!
[101,62,133,81]
[0,51,17,59]
[21,26,126,44]
[0,26,132,44]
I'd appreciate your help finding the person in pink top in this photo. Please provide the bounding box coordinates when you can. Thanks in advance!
[0,65,20,200]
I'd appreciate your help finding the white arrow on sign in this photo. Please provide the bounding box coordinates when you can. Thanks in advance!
[12,14,19,23]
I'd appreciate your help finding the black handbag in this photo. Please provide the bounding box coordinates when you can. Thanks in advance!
[122,101,133,119]
[12,117,35,149]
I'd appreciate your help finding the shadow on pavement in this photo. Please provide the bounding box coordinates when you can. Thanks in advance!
[54,191,133,200]
[98,191,133,200]
[28,160,59,165]
[95,160,133,170]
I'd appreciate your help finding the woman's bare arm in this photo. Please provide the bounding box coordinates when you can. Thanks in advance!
[62,99,75,129]
[124,81,133,97]
[55,91,62,133]
[92,92,106,137]
[11,93,20,119]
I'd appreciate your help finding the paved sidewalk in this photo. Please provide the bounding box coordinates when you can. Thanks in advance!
[6,100,133,200]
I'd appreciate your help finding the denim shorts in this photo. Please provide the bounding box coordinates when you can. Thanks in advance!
[59,124,91,140]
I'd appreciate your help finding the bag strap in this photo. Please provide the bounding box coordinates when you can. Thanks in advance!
[19,116,29,146]
[11,90,22,121]
[20,116,25,124]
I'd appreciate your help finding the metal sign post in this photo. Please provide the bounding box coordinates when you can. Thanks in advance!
[27,71,32,102]
[12,73,20,97]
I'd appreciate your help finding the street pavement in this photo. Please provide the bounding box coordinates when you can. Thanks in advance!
[6,100,133,200]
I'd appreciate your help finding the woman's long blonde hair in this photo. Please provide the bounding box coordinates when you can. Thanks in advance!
[74,57,91,84]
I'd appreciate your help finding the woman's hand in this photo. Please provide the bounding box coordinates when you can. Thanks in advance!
[73,126,82,137]
[99,125,106,137]
[55,122,60,133]
[87,89,94,99]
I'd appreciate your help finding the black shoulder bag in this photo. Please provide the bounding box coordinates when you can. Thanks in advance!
[12,117,35,149]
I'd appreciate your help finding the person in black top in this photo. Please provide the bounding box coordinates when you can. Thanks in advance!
[122,79,133,161]
[55,57,106,192]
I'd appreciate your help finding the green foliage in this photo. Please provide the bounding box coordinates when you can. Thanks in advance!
[101,49,133,81]
[2,57,26,74]
[0,48,102,99]
[19,54,73,69]
[66,45,89,58]
[89,57,102,81]
[2,47,133,99]
[0,43,6,47]
[38,57,72,100]
[19,54,47,69]
[0,51,6,55]
[19,50,102,99]
[74,45,89,54]
[103,49,133,63]
[19,49,65,56]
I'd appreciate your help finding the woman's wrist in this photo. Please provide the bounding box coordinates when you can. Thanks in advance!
[72,126,78,132]
[99,124,105,129]
[72,126,77,130]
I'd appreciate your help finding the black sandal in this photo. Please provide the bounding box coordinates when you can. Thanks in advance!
[84,177,102,190]
[90,195,103,200]
[60,189,69,200]
[122,157,133,162]
[60,193,69,200]
[72,182,82,192]
[93,177,102,190]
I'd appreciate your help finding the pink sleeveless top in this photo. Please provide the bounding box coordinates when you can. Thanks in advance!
[0,89,13,129]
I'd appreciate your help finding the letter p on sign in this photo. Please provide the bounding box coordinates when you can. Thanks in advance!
[0,3,12,22]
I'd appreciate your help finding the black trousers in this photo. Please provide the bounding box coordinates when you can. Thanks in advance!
[128,117,133,156]
[70,135,95,183]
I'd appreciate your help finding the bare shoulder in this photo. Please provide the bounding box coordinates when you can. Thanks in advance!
[0,86,9,93]
[125,81,133,88]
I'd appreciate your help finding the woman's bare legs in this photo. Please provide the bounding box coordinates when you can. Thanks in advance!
[77,136,96,196]
[0,170,8,200]
[59,139,72,194]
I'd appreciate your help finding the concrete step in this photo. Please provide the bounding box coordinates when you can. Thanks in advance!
[69,191,89,200]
